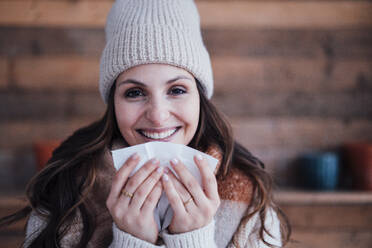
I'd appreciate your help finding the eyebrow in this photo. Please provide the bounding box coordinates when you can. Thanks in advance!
[117,75,193,88]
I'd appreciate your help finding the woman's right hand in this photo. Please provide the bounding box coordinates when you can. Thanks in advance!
[106,153,164,244]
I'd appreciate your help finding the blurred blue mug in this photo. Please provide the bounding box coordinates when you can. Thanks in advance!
[299,152,339,190]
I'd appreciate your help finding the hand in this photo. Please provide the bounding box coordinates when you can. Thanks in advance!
[106,153,164,244]
[162,155,220,234]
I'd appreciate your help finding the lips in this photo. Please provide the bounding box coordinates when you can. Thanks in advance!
[138,127,181,140]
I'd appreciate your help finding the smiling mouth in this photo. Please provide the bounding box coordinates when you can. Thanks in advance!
[137,127,181,140]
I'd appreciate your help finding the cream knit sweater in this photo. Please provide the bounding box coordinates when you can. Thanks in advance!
[25,202,281,248]
[24,145,282,248]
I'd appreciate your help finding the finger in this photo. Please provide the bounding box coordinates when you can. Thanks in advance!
[141,181,163,213]
[114,158,159,210]
[170,158,207,206]
[108,153,140,202]
[182,195,197,213]
[166,168,192,202]
[194,155,219,201]
[166,170,197,212]
[162,172,187,215]
[130,166,164,209]
[123,158,160,198]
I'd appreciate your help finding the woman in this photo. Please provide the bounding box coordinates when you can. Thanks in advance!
[1,0,290,247]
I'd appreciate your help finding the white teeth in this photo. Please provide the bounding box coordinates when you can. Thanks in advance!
[141,128,177,139]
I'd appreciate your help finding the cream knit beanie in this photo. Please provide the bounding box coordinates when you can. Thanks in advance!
[99,0,214,103]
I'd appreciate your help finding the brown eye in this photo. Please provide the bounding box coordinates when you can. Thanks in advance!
[169,87,186,96]
[125,88,145,98]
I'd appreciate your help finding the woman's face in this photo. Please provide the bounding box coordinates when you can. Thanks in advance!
[114,64,200,146]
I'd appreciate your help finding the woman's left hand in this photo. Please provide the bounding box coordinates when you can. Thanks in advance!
[162,155,220,234]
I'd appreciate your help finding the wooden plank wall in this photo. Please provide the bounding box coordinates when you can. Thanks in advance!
[0,0,371,190]
[0,1,372,247]
[282,203,372,248]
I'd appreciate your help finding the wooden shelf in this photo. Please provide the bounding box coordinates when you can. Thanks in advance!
[275,190,372,205]
[2,190,372,207]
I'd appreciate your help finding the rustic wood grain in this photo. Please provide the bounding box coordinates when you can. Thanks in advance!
[0,91,72,121]
[231,117,372,185]
[0,27,105,56]
[0,58,8,88]
[1,1,371,28]
[0,118,97,149]
[0,1,111,28]
[203,29,372,60]
[0,197,27,232]
[281,204,372,229]
[7,55,372,93]
[276,191,372,205]
[286,229,372,248]
[198,1,372,29]
[0,236,23,248]
[281,202,372,247]
[0,91,105,122]
[232,118,372,148]
[212,91,372,119]
[0,195,26,247]
[1,27,371,60]
[212,57,372,94]
[14,56,100,90]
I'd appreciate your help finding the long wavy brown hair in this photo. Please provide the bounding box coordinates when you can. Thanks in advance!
[0,80,290,247]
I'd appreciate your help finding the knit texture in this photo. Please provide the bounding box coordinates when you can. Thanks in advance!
[25,202,281,248]
[99,0,214,103]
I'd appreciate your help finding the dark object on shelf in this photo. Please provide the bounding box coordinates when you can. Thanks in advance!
[33,140,60,171]
[298,152,339,191]
[343,143,372,191]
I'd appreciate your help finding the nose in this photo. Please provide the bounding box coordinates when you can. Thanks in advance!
[145,99,170,126]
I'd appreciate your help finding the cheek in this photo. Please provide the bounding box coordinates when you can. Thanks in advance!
[181,95,200,128]
[115,103,139,130]
[191,101,200,126]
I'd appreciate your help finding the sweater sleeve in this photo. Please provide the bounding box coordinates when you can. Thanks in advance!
[24,211,217,248]
[160,219,217,248]
[109,223,165,248]
[248,208,282,248]
[24,211,82,248]
[228,208,282,248]
[25,211,166,248]
[111,220,216,248]
[23,211,46,247]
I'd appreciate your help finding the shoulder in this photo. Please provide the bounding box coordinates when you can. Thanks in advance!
[26,211,48,234]
[242,207,282,247]
[25,210,83,248]
[217,166,253,204]
[205,146,254,204]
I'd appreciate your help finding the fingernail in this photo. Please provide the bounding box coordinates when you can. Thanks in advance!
[164,167,170,173]
[157,166,163,174]
[131,152,139,160]
[171,158,179,165]
[196,154,203,161]
[163,173,169,181]
[151,158,159,164]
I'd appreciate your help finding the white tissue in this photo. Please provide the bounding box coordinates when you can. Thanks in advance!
[111,141,219,230]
